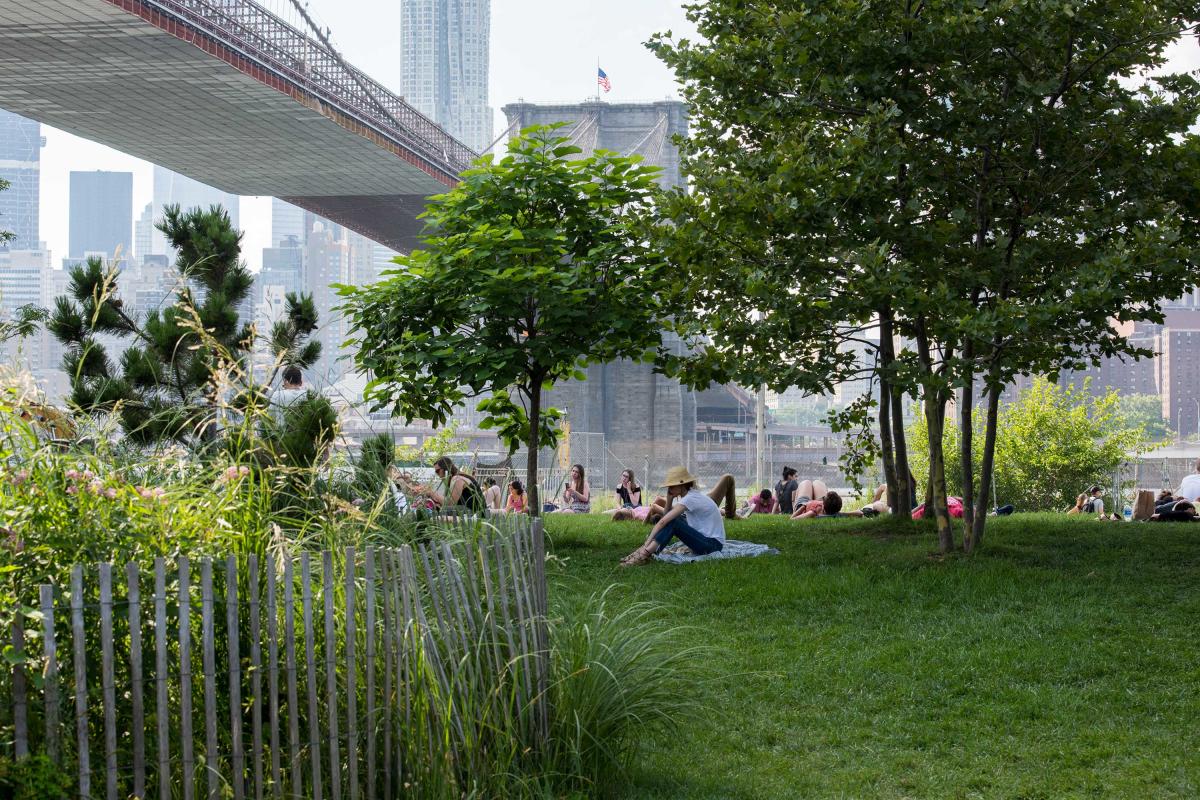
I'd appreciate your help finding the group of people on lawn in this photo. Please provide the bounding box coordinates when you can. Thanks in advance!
[385,453,1200,568]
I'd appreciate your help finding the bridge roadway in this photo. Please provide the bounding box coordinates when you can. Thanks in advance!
[0,0,477,252]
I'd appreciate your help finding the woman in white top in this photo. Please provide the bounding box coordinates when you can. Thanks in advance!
[620,466,726,566]
[482,477,503,511]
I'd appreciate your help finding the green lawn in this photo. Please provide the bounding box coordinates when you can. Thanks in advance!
[543,514,1200,799]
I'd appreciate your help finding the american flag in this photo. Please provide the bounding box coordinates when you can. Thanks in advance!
[597,67,611,93]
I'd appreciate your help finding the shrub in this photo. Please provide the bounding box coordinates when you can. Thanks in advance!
[909,379,1154,511]
[0,755,72,800]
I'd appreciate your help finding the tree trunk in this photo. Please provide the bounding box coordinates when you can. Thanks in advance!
[878,371,898,511]
[924,390,955,552]
[527,379,542,517]
[968,363,1003,553]
[915,321,954,552]
[959,343,976,538]
[891,386,912,515]
[877,314,898,511]
[879,310,911,514]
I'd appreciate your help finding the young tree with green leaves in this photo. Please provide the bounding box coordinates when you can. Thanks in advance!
[48,204,323,444]
[340,125,668,513]
[652,0,1200,551]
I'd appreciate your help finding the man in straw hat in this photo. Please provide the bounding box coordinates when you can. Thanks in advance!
[619,466,737,566]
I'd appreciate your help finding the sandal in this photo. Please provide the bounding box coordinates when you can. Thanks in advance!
[619,545,656,567]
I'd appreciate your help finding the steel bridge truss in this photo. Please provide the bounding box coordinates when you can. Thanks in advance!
[126,0,477,182]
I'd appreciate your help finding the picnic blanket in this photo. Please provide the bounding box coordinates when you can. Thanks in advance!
[653,539,779,565]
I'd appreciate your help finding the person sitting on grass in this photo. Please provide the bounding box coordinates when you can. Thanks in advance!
[1176,459,1200,502]
[1067,486,1108,518]
[615,469,643,508]
[619,467,728,566]
[791,490,844,519]
[482,477,503,511]
[505,480,528,514]
[554,464,592,513]
[1151,499,1200,522]
[393,456,486,514]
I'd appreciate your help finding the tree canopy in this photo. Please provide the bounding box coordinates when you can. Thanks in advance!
[340,125,668,511]
[651,0,1200,550]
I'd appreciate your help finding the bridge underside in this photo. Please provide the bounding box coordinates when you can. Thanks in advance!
[0,0,460,251]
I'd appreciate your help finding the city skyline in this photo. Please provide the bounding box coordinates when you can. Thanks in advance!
[20,0,696,273]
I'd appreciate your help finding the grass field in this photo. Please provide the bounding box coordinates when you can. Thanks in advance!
[542,513,1200,799]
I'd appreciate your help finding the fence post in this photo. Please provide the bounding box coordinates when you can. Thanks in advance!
[99,562,118,800]
[344,547,359,800]
[283,557,300,798]
[154,558,170,800]
[265,556,282,800]
[38,584,60,764]
[321,551,342,800]
[70,565,90,800]
[226,556,245,800]
[179,556,195,800]
[126,562,146,799]
[364,550,377,800]
[248,555,264,800]
[11,619,28,760]
[300,553,323,800]
[201,560,218,800]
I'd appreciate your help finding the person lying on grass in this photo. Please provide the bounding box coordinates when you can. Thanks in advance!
[790,489,844,519]
[1150,499,1200,522]
[619,467,731,566]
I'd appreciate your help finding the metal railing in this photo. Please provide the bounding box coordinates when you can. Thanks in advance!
[131,0,477,181]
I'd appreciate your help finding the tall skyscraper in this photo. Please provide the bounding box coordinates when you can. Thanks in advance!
[149,166,240,255]
[0,110,43,251]
[400,0,492,152]
[271,198,307,247]
[69,171,133,259]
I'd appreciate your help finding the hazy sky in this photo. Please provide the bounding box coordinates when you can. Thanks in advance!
[35,0,698,270]
[32,3,1200,271]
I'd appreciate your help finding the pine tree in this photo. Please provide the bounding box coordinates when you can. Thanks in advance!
[49,204,323,444]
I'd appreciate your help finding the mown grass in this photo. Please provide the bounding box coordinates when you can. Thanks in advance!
[543,513,1200,799]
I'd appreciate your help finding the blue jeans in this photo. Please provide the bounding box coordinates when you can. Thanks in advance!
[653,515,724,555]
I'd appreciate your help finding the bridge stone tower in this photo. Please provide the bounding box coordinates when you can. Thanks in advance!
[500,100,694,488]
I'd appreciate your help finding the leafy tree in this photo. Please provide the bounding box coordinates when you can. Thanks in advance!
[48,204,323,444]
[651,0,1200,551]
[1115,393,1172,443]
[909,380,1152,512]
[340,125,667,513]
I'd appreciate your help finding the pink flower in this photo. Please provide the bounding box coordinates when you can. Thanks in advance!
[10,470,28,486]
[239,466,250,477]
[82,470,95,481]
[66,484,78,495]
[88,480,103,495]
[103,487,118,500]
[65,469,80,481]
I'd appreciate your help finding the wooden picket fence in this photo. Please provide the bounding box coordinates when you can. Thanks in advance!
[2,516,548,799]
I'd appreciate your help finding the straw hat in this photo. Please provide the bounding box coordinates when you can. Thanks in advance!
[661,466,699,488]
